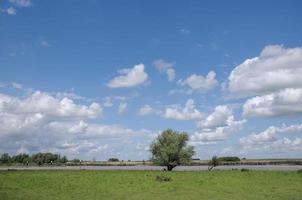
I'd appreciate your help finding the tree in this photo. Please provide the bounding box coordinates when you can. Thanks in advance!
[108,158,119,162]
[0,153,11,164]
[150,129,194,171]
[11,153,29,164]
[208,156,220,171]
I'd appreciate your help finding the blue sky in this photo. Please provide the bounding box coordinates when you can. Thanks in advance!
[1,0,302,160]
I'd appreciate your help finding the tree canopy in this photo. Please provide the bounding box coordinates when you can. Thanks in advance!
[150,129,194,171]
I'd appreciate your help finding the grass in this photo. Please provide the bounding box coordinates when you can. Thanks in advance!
[0,170,301,200]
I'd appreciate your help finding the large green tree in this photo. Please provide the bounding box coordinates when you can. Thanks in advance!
[150,129,194,171]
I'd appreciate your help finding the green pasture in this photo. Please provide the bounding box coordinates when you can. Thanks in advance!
[0,170,301,200]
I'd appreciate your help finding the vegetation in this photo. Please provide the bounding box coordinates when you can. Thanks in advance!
[0,152,68,165]
[208,156,220,171]
[150,129,194,171]
[108,158,119,162]
[219,156,240,162]
[155,175,172,182]
[0,170,301,200]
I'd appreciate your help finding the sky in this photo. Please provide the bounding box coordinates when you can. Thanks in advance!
[1,0,302,160]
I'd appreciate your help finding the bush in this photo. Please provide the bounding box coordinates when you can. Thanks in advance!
[241,168,250,172]
[108,158,119,162]
[297,169,302,174]
[219,156,240,162]
[155,175,172,182]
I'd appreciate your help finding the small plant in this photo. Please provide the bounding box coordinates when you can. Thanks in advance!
[155,175,172,182]
[208,156,220,171]
[297,169,302,174]
[241,168,250,172]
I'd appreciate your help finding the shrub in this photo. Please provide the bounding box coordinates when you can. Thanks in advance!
[108,158,119,162]
[155,175,172,182]
[241,168,250,172]
[297,169,302,174]
[219,156,240,162]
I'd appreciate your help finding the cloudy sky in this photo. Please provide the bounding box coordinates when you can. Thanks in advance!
[1,0,302,160]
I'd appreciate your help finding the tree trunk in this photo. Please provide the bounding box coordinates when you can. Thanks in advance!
[208,165,214,171]
[167,164,176,171]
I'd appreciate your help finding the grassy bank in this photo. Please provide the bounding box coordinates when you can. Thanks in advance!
[0,170,301,200]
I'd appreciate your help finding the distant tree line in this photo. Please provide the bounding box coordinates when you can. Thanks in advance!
[0,152,68,165]
[108,158,119,162]
[218,156,241,162]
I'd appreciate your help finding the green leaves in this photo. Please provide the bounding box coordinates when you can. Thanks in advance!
[150,129,194,170]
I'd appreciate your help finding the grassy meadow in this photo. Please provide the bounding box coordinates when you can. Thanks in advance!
[0,170,301,200]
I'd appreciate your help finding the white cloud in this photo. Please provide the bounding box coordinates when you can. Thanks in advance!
[107,64,148,88]
[237,136,302,158]
[191,117,246,143]
[179,28,190,34]
[178,71,218,93]
[137,104,154,116]
[102,96,126,107]
[41,41,51,47]
[197,105,233,128]
[0,91,102,119]
[228,45,302,96]
[163,99,203,120]
[118,102,127,114]
[243,88,302,117]
[6,7,16,15]
[68,121,88,134]
[0,82,23,90]
[0,89,156,160]
[9,0,31,7]
[11,82,22,89]
[0,112,44,136]
[240,123,302,146]
[153,59,176,82]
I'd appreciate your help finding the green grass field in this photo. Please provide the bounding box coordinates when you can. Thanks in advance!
[0,170,301,200]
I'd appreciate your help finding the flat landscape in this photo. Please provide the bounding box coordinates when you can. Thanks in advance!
[1,165,302,171]
[1,170,301,200]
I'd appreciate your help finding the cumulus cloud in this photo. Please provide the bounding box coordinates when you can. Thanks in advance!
[0,91,102,119]
[118,102,127,114]
[9,0,31,7]
[240,123,302,146]
[178,71,218,93]
[243,88,302,117]
[197,105,233,128]
[228,45,302,96]
[153,59,176,82]
[102,96,126,107]
[6,7,16,15]
[163,99,203,120]
[191,117,246,144]
[68,121,88,134]
[107,64,148,88]
[137,104,154,116]
[179,28,190,34]
[41,40,51,47]
[0,89,155,160]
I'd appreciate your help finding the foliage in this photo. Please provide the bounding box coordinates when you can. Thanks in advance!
[219,156,240,162]
[150,129,194,171]
[0,171,301,200]
[240,168,250,172]
[0,153,11,164]
[108,158,119,162]
[208,156,220,171]
[0,152,68,165]
[155,175,172,182]
[11,153,30,164]
[31,153,67,165]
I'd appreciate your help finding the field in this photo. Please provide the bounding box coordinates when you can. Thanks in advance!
[0,170,301,200]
